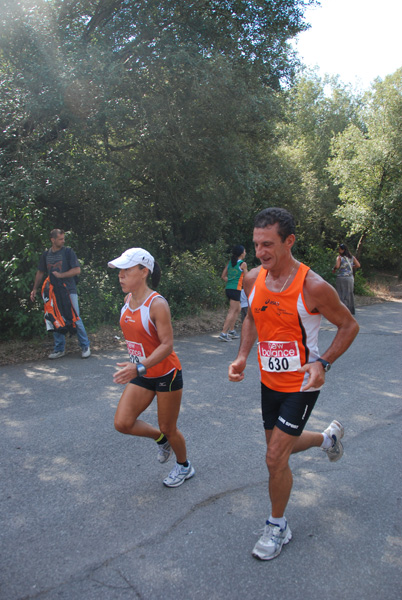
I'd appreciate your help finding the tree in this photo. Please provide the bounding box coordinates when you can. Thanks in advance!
[0,0,316,337]
[328,69,402,267]
[268,70,361,251]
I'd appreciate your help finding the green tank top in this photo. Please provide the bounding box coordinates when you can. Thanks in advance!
[226,260,244,290]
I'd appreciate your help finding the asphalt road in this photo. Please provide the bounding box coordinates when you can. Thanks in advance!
[1,301,401,600]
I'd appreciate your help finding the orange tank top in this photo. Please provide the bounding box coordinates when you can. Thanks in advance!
[120,291,181,378]
[249,263,321,393]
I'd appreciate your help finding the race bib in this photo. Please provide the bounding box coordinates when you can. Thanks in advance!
[126,341,146,363]
[258,341,301,372]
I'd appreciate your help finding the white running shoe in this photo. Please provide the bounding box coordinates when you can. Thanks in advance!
[322,420,344,462]
[81,347,91,359]
[157,440,173,464]
[252,521,292,560]
[163,462,195,488]
[48,351,65,359]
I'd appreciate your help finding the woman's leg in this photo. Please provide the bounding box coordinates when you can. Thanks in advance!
[114,383,160,439]
[222,299,241,333]
[156,389,187,463]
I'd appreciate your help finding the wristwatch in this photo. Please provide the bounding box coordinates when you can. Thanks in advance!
[316,358,331,372]
[136,363,147,377]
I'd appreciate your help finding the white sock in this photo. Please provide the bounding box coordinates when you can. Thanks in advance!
[268,515,286,529]
[321,433,333,449]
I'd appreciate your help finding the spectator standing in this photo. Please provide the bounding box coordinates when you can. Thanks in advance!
[333,243,361,315]
[30,229,91,359]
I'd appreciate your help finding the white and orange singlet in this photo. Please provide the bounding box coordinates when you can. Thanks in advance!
[249,263,321,393]
[120,291,181,378]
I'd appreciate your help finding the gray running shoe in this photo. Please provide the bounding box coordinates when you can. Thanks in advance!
[163,461,195,488]
[48,351,65,359]
[252,521,292,560]
[322,420,344,462]
[219,333,231,342]
[157,440,173,464]
[228,330,240,339]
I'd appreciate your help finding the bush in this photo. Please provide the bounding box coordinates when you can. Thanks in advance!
[159,249,225,319]
[76,265,123,330]
[297,245,337,286]
[353,270,373,296]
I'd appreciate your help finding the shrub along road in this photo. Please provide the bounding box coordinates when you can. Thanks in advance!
[1,301,401,599]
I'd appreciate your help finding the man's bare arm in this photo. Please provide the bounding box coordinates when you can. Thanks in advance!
[299,270,359,390]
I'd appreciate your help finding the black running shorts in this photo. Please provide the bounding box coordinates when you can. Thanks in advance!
[261,383,320,437]
[130,369,183,393]
[225,289,241,302]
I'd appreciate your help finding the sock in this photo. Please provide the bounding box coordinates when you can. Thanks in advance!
[268,515,287,529]
[156,433,168,445]
[321,433,333,449]
[177,460,189,468]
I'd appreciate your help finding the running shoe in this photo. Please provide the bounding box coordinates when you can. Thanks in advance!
[81,347,91,359]
[252,521,292,560]
[163,461,195,488]
[157,440,173,464]
[322,420,344,462]
[228,330,240,339]
[48,351,65,359]
[219,333,231,342]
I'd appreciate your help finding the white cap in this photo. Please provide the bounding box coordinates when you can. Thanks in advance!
[108,248,154,273]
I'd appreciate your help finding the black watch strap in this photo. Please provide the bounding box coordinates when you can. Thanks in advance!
[316,358,331,372]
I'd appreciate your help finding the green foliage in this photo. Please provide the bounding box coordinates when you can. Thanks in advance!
[0,200,51,339]
[328,69,402,266]
[353,270,373,296]
[275,71,362,245]
[76,265,122,331]
[1,2,398,342]
[159,250,225,319]
[297,245,337,286]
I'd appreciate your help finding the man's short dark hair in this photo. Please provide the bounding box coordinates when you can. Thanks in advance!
[254,207,295,242]
[50,229,65,239]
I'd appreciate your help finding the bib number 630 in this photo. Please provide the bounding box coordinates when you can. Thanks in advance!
[268,357,289,371]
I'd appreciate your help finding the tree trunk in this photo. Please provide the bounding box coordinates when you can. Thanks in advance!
[355,231,366,261]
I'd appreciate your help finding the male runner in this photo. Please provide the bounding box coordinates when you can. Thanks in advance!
[229,207,359,560]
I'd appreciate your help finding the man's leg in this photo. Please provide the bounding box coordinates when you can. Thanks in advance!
[52,331,65,353]
[252,427,294,560]
[291,430,324,454]
[70,293,90,351]
[265,427,298,518]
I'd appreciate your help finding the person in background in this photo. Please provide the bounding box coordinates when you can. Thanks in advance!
[30,229,91,359]
[108,247,194,488]
[333,243,361,315]
[240,289,248,323]
[219,244,247,341]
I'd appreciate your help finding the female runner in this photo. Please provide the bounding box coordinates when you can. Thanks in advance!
[219,244,247,341]
[108,247,194,488]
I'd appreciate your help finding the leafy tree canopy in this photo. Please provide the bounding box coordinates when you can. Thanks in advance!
[328,69,402,265]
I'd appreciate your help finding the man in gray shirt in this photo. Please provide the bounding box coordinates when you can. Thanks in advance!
[30,229,91,359]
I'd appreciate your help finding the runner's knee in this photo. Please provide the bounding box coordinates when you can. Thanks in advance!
[114,416,134,434]
[266,445,291,474]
